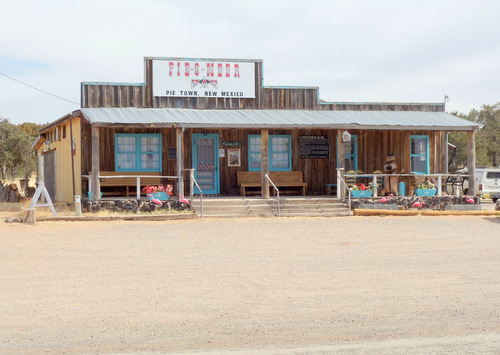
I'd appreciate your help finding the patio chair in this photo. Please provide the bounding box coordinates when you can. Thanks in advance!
[345,170,357,188]
[373,170,384,191]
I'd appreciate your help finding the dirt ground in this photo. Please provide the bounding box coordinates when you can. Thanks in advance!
[1,206,500,353]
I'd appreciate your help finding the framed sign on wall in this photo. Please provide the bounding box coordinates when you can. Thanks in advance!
[153,59,256,98]
[228,148,241,167]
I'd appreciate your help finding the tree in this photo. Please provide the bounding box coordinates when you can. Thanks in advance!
[0,118,41,182]
[473,103,500,167]
[0,118,16,180]
[448,103,500,170]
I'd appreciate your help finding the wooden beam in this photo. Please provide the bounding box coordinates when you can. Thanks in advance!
[261,129,269,198]
[177,128,184,196]
[336,130,345,199]
[467,130,476,196]
[69,117,75,197]
[91,125,101,200]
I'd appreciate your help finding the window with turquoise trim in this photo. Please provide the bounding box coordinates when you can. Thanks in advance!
[248,134,291,171]
[336,135,358,171]
[116,134,162,171]
[248,135,262,171]
[410,135,429,174]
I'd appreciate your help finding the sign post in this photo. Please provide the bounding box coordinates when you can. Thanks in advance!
[24,182,57,223]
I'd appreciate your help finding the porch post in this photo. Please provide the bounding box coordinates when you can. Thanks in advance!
[188,168,194,202]
[91,125,101,200]
[261,129,270,198]
[177,128,184,197]
[336,130,345,200]
[466,130,476,196]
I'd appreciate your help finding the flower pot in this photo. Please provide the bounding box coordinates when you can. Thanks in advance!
[88,191,103,200]
[414,188,437,196]
[351,190,373,198]
[149,192,171,200]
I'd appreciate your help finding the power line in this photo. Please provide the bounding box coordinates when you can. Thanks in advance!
[0,71,80,105]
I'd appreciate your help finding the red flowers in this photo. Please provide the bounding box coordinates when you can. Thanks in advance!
[352,183,367,191]
[142,184,173,195]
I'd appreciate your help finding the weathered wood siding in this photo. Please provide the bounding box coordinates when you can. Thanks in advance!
[80,125,177,175]
[80,122,447,195]
[355,130,447,175]
[81,59,445,113]
[318,102,445,112]
[78,57,448,196]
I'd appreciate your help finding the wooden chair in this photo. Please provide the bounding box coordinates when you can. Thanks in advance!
[373,170,384,194]
[345,170,357,188]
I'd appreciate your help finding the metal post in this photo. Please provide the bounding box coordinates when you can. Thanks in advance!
[136,177,141,199]
[74,195,81,216]
[188,169,194,202]
[467,131,476,196]
[336,168,344,200]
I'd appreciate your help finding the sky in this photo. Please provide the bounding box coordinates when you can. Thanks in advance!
[1,0,500,125]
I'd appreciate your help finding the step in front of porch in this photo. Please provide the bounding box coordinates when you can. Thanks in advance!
[190,196,349,218]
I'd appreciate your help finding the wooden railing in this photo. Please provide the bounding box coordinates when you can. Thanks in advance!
[337,168,470,198]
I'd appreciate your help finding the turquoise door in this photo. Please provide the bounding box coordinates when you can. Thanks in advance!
[192,134,219,194]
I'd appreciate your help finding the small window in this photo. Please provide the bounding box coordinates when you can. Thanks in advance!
[486,172,500,179]
[269,135,291,171]
[63,125,67,139]
[410,135,429,174]
[248,134,292,171]
[115,133,162,172]
[248,135,262,171]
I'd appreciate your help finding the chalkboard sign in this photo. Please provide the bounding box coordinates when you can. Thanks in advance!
[168,147,176,159]
[299,135,330,159]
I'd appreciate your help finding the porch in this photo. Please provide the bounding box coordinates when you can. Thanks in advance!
[79,108,479,205]
[335,170,470,200]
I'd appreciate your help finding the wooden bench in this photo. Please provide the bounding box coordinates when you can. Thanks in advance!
[237,171,307,196]
[90,171,161,197]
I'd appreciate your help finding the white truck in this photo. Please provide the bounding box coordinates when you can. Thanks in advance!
[458,167,500,202]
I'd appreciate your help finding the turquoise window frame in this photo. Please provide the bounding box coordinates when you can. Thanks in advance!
[248,135,262,171]
[115,133,162,172]
[410,135,429,174]
[248,134,292,172]
[336,135,358,171]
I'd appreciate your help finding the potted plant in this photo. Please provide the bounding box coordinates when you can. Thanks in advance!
[350,182,378,198]
[143,184,173,200]
[414,179,437,196]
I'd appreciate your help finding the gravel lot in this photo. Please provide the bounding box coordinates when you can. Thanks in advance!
[1,215,500,354]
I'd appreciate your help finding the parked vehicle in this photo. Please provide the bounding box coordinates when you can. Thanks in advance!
[458,167,500,202]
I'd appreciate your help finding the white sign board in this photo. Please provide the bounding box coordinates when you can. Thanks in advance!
[153,59,256,98]
[342,131,352,143]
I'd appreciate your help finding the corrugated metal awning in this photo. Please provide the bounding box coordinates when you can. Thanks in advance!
[79,107,478,131]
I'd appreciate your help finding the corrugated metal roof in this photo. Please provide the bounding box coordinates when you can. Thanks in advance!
[80,107,477,131]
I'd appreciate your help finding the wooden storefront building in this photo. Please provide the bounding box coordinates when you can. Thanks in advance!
[33,57,478,203]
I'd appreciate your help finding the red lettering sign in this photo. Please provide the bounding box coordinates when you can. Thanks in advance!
[207,63,214,77]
